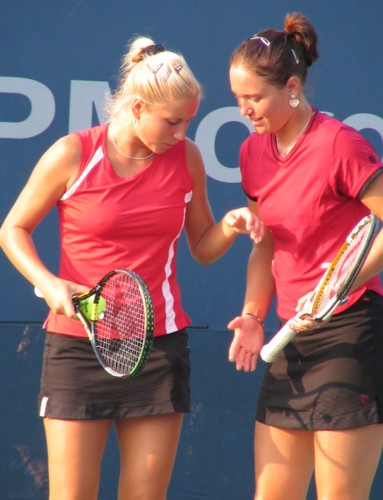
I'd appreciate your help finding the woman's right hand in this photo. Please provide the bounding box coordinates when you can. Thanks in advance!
[227,314,265,372]
[36,278,90,319]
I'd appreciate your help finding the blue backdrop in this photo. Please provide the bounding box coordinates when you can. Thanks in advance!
[1,1,382,498]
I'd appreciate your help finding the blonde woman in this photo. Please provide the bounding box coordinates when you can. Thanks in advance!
[0,38,262,499]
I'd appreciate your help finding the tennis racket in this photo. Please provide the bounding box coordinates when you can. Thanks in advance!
[260,214,378,363]
[35,269,154,377]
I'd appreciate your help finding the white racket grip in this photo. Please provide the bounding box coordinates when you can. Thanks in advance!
[260,321,298,363]
[34,286,44,298]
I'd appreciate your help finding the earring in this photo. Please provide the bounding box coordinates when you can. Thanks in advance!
[289,93,300,108]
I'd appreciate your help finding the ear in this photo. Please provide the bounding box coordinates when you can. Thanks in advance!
[286,76,301,95]
[132,98,144,119]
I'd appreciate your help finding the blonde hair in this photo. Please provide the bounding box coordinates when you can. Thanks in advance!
[108,36,202,123]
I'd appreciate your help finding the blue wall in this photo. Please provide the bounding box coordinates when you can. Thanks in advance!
[1,1,382,498]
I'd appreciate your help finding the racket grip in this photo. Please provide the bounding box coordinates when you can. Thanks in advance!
[260,321,298,363]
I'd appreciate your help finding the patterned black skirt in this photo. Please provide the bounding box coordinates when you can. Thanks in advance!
[256,290,383,430]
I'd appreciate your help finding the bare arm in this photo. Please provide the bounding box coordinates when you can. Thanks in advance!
[227,200,275,372]
[0,134,89,316]
[183,139,263,264]
[351,172,383,289]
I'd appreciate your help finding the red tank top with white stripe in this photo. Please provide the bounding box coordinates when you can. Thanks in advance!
[46,123,193,337]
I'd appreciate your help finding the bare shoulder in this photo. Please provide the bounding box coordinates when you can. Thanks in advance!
[185,137,205,181]
[40,133,82,170]
[12,133,84,210]
[0,134,84,230]
[34,133,82,189]
[185,136,202,158]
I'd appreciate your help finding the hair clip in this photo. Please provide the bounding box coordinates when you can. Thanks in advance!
[249,35,271,48]
[142,43,165,57]
[149,61,171,81]
[291,49,299,64]
[150,61,181,82]
[161,66,172,82]
[150,62,164,74]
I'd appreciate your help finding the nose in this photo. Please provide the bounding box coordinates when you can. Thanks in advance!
[238,99,252,117]
[173,122,188,141]
[173,131,184,140]
[237,97,253,116]
[172,119,190,142]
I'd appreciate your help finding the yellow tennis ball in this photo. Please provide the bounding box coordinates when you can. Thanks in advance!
[79,296,106,321]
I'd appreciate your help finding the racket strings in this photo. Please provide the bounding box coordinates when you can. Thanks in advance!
[95,274,150,374]
[313,223,371,315]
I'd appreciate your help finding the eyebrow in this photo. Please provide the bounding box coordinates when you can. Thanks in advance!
[167,114,197,122]
[233,91,261,99]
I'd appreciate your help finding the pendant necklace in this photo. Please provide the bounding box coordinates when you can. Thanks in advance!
[276,112,314,157]
[110,128,154,161]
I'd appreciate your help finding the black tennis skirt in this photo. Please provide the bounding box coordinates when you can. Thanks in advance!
[256,290,383,430]
[38,329,191,420]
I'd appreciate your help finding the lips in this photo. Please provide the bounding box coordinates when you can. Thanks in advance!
[251,118,263,127]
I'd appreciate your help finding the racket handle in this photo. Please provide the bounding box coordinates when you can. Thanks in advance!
[260,321,298,363]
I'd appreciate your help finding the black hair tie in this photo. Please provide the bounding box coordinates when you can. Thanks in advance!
[142,43,165,56]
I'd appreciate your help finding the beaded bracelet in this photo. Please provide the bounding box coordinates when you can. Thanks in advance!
[243,312,265,328]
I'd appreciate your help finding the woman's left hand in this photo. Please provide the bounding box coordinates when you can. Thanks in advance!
[289,291,324,332]
[224,207,264,243]
[288,313,323,332]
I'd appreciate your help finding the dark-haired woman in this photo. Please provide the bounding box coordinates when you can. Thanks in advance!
[227,12,383,499]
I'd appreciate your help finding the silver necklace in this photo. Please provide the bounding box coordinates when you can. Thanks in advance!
[110,128,154,161]
[276,112,314,157]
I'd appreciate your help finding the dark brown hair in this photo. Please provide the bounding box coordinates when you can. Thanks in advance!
[230,12,320,87]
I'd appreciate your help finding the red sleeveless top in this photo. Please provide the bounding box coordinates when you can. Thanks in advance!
[46,123,193,337]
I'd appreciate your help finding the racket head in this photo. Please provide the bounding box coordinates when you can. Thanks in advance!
[74,269,154,378]
[310,214,378,319]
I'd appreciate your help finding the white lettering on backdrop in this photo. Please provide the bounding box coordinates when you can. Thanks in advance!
[1,77,382,183]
